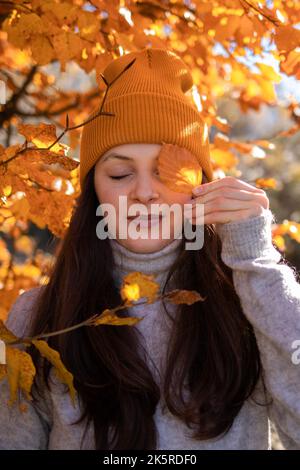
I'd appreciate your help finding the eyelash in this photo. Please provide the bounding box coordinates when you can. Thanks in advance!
[109,170,160,180]
[109,175,131,180]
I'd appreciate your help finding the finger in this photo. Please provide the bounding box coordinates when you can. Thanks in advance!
[204,198,251,215]
[205,206,265,224]
[194,198,253,216]
[187,206,264,225]
[192,176,265,197]
[191,188,268,206]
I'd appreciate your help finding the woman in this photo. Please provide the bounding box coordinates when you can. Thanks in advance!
[1,48,299,450]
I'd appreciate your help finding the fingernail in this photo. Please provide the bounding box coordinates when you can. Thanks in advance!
[193,186,204,195]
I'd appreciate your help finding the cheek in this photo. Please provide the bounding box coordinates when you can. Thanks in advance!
[164,190,191,207]
[94,174,129,209]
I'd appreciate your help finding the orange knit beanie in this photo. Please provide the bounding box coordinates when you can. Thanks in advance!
[79,47,214,190]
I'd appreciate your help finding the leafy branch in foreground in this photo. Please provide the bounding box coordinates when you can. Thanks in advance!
[0,58,136,174]
[0,271,205,410]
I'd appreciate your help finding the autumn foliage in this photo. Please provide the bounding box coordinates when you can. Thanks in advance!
[0,0,300,405]
[0,271,204,408]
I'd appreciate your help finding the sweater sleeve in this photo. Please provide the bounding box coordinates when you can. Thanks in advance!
[0,287,52,450]
[216,208,300,449]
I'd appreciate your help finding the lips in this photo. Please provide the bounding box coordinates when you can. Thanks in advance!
[127,214,165,228]
[127,214,163,221]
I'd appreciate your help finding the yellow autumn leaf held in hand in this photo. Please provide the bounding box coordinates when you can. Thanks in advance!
[157,142,202,194]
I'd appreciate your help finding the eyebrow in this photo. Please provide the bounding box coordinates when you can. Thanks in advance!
[102,152,159,163]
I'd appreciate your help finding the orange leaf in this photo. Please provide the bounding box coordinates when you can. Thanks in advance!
[255,178,277,189]
[18,123,68,155]
[32,339,76,407]
[5,346,36,405]
[121,283,140,302]
[0,320,19,344]
[93,309,142,326]
[121,272,160,304]
[272,235,286,251]
[157,143,202,194]
[210,147,238,170]
[164,289,206,305]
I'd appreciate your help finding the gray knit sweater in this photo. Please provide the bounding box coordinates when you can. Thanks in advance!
[1,208,300,450]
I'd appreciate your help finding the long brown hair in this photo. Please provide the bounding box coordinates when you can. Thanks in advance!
[27,166,268,449]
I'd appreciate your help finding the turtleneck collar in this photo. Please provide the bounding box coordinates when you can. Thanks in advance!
[110,237,183,289]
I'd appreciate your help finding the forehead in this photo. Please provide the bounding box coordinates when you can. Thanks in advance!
[102,143,162,161]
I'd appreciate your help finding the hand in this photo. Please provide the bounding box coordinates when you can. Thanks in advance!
[186,176,270,225]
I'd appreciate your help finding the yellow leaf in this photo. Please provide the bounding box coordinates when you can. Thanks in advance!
[121,272,160,304]
[281,50,300,76]
[275,25,300,53]
[30,35,55,66]
[213,133,230,150]
[52,32,82,70]
[18,123,65,155]
[32,339,76,406]
[3,186,12,197]
[272,235,286,251]
[210,148,238,170]
[121,283,140,302]
[0,144,23,162]
[256,75,277,103]
[231,68,247,86]
[244,79,262,99]
[13,263,41,280]
[256,63,282,83]
[14,235,35,256]
[93,309,142,326]
[164,289,206,305]
[0,320,19,344]
[28,212,46,230]
[272,220,300,244]
[5,346,36,405]
[252,140,276,150]
[77,10,99,41]
[157,142,202,194]
[10,198,30,220]
[255,178,277,189]
[3,13,45,49]
[43,1,78,24]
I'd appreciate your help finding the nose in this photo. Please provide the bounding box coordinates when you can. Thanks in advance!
[130,173,160,203]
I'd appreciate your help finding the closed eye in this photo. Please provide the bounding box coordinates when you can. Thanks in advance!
[110,170,160,180]
[109,175,131,180]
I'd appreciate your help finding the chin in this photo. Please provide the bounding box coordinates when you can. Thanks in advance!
[116,237,175,254]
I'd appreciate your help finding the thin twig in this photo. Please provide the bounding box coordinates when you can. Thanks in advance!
[8,290,180,345]
[0,58,136,170]
[239,0,282,26]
